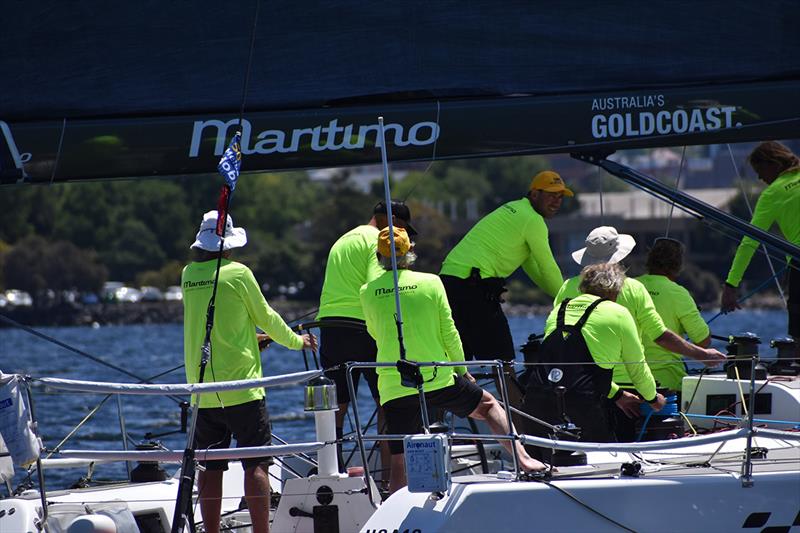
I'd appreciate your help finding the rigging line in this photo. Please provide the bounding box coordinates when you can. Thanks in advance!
[598,166,604,224]
[538,480,638,533]
[0,313,181,402]
[700,215,799,272]
[237,0,261,130]
[44,364,194,457]
[48,118,66,186]
[726,143,787,308]
[402,100,441,202]
[707,264,788,324]
[664,145,687,238]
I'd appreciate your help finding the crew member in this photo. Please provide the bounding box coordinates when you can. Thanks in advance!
[637,238,712,393]
[361,227,547,493]
[316,200,415,478]
[523,263,665,459]
[721,141,800,356]
[554,227,725,440]
[183,210,317,533]
[439,170,570,361]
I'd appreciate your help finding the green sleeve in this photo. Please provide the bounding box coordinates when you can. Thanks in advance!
[437,278,467,375]
[676,288,710,343]
[607,381,620,399]
[553,279,567,307]
[630,280,667,342]
[243,268,303,350]
[616,307,656,401]
[726,189,778,287]
[520,216,563,297]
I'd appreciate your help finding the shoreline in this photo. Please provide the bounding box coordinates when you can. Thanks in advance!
[0,294,787,328]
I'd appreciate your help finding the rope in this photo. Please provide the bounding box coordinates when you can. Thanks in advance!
[402,100,441,202]
[636,394,679,442]
[707,264,788,324]
[538,480,638,533]
[664,145,686,237]
[0,313,183,403]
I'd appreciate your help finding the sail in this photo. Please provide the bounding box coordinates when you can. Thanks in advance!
[1,1,799,183]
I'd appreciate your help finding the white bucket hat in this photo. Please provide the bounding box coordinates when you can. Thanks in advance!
[190,210,247,251]
[571,226,635,266]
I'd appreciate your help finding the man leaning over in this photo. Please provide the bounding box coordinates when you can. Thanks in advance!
[361,227,547,493]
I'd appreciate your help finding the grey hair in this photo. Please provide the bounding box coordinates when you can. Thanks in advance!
[579,263,625,298]
[379,250,417,270]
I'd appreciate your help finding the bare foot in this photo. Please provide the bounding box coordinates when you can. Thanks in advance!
[520,457,548,472]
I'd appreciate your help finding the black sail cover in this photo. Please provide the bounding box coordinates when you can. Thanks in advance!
[1,1,799,183]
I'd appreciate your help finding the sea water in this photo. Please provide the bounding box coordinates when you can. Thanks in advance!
[0,309,789,490]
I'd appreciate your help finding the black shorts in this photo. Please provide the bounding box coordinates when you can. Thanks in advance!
[440,275,516,361]
[194,399,272,471]
[383,375,484,454]
[319,317,379,404]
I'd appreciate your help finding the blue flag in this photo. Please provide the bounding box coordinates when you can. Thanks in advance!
[217,132,242,191]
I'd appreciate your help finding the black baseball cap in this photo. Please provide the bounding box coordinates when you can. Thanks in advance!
[373,200,418,236]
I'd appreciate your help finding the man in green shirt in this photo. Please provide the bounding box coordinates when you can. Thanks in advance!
[316,200,416,476]
[361,227,546,493]
[637,238,712,392]
[440,170,570,362]
[721,141,800,354]
[555,227,725,440]
[183,210,316,533]
[523,263,665,458]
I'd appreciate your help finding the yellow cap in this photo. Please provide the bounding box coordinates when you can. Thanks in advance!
[378,227,411,257]
[530,170,574,197]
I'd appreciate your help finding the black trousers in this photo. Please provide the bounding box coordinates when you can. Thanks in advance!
[441,274,516,361]
[521,390,612,461]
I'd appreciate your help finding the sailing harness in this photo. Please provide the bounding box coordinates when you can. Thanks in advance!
[528,298,612,401]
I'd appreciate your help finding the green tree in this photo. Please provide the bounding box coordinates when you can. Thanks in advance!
[3,236,106,305]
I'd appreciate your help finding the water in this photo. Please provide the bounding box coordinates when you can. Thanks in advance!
[0,310,788,491]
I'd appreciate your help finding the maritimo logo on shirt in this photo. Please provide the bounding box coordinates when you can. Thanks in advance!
[189,118,440,157]
[374,285,418,296]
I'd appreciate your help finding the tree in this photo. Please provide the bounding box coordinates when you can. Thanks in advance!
[3,236,107,306]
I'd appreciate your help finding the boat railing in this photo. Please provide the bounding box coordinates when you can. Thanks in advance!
[342,357,800,495]
[1,369,329,522]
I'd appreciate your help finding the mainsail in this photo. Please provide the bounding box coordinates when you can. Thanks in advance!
[1,1,799,183]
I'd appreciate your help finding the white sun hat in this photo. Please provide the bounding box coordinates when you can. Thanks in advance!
[571,226,636,266]
[190,210,247,251]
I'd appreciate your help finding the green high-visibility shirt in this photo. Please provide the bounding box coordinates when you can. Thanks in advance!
[726,168,800,287]
[360,269,468,405]
[636,274,710,391]
[544,294,657,401]
[317,225,383,320]
[182,259,303,408]
[439,198,563,297]
[554,276,666,387]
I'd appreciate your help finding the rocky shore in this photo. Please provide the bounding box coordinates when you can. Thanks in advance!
[0,291,784,329]
[0,300,319,328]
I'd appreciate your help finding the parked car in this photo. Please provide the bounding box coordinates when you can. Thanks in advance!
[114,287,142,303]
[164,286,183,301]
[5,289,33,307]
[101,281,125,302]
[140,286,164,301]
